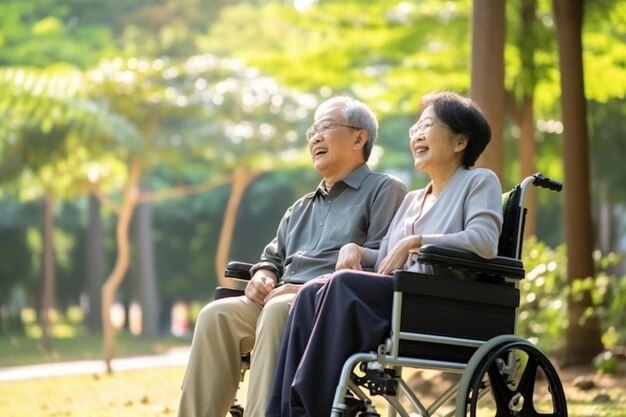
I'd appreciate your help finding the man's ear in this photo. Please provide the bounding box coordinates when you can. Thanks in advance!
[353,131,367,150]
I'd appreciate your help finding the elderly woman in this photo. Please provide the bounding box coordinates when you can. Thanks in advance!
[266,91,503,417]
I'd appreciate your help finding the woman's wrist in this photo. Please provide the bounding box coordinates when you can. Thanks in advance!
[348,242,363,256]
[405,235,423,253]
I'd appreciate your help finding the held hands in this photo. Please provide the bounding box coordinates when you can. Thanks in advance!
[336,243,363,271]
[377,235,422,276]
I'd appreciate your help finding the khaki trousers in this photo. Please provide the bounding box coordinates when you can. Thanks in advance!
[177,293,294,417]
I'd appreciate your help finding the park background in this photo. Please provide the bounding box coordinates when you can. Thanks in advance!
[1,0,625,416]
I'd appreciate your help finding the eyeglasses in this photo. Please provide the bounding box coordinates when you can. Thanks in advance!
[305,121,361,142]
[409,118,447,137]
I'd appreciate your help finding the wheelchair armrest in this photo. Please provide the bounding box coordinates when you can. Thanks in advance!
[224,261,254,281]
[416,244,525,280]
[213,261,253,300]
[214,287,245,300]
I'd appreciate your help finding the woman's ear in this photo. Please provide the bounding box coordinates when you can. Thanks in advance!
[454,133,469,153]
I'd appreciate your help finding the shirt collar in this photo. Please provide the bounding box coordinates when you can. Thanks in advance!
[316,163,371,196]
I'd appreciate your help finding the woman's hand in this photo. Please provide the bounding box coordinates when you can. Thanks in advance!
[377,235,422,275]
[336,243,363,271]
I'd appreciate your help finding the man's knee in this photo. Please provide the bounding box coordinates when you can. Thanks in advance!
[260,294,293,324]
[194,296,257,335]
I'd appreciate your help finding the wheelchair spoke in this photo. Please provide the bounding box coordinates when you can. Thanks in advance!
[459,341,568,417]
[486,364,514,412]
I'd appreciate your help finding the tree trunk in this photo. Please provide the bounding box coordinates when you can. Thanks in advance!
[214,168,256,287]
[518,95,537,239]
[470,0,506,180]
[553,0,603,364]
[516,0,538,239]
[134,181,160,338]
[86,193,105,332]
[102,158,141,372]
[40,192,55,351]
[596,181,611,255]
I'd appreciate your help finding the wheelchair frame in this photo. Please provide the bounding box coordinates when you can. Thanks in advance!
[329,173,567,417]
[217,173,567,417]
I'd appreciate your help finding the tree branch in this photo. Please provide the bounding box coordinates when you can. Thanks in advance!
[89,183,121,215]
[138,173,234,204]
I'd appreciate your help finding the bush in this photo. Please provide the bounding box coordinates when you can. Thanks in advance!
[518,238,626,354]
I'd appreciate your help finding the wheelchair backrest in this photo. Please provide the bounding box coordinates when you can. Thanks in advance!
[497,186,526,260]
[497,172,563,260]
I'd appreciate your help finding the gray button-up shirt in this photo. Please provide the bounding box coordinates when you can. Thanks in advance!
[250,164,407,284]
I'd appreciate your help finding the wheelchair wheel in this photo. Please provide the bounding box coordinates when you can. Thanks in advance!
[456,336,567,417]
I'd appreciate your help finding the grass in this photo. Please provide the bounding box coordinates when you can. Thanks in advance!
[1,366,625,417]
[0,332,193,417]
[0,366,187,417]
[0,332,191,368]
[1,333,625,417]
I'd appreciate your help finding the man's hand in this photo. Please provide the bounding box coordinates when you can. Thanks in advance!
[245,269,278,306]
[336,243,363,271]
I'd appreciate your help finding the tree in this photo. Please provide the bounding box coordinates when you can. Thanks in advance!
[470,0,506,179]
[552,0,603,364]
[85,194,106,332]
[85,54,314,370]
[507,0,540,236]
[0,65,136,346]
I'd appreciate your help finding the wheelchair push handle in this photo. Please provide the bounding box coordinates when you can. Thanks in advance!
[532,173,562,192]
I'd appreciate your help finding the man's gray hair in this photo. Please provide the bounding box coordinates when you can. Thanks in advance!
[314,96,378,162]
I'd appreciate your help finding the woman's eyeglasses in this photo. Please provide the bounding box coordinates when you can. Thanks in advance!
[409,118,447,137]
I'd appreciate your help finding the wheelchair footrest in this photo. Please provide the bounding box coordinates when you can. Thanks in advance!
[336,395,380,417]
[352,368,399,396]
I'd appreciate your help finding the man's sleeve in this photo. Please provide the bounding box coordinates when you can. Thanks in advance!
[249,206,292,281]
[360,177,408,268]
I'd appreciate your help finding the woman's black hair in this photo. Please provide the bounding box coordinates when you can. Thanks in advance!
[419,92,491,168]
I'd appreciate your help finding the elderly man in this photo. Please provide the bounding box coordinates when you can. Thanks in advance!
[177,96,407,417]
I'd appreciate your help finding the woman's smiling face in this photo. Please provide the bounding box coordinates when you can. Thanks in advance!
[409,105,466,174]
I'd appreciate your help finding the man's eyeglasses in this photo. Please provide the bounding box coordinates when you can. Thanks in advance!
[409,118,447,137]
[305,121,361,141]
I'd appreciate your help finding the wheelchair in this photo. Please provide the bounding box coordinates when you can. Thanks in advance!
[216,172,567,417]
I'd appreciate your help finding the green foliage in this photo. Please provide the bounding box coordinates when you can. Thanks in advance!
[517,238,569,352]
[0,0,115,68]
[589,99,626,205]
[518,238,626,353]
[200,0,471,116]
[0,0,625,349]
[0,331,189,367]
[0,66,140,198]
[593,350,619,374]
[151,168,317,301]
